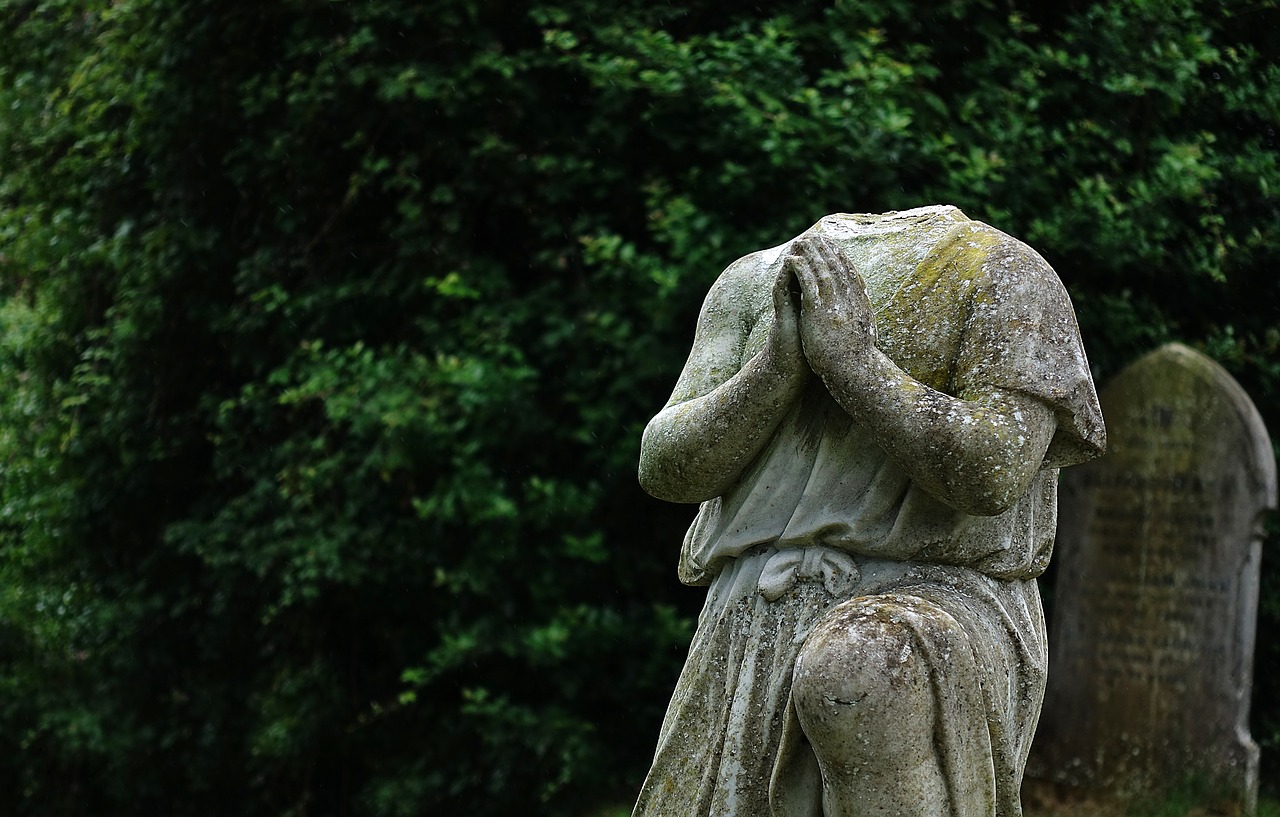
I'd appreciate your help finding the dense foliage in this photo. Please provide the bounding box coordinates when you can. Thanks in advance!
[0,0,1276,814]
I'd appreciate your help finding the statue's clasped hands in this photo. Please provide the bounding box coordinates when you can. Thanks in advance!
[770,235,877,381]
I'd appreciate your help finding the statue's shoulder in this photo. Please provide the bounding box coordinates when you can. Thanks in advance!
[900,216,1070,323]
[932,218,1062,286]
[713,242,786,291]
[699,243,787,327]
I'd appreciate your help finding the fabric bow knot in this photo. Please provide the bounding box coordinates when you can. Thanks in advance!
[757,546,861,602]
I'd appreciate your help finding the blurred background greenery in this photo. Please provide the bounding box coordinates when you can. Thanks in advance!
[0,0,1277,814]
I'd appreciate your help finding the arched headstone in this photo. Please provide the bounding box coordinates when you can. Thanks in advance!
[1035,343,1275,813]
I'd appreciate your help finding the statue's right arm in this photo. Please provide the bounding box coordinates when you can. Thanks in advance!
[638,254,810,504]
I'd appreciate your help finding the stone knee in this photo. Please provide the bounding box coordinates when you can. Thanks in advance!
[791,597,953,772]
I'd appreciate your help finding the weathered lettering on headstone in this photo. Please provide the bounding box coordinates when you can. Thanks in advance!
[1033,343,1275,813]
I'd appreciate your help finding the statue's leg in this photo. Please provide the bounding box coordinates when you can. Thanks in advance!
[791,596,974,817]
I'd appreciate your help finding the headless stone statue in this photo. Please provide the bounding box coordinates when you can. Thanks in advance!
[634,206,1105,817]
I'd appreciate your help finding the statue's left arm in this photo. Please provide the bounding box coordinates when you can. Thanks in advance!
[789,236,1061,518]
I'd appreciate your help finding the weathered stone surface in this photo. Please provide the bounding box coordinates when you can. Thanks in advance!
[1034,343,1275,814]
[633,206,1104,817]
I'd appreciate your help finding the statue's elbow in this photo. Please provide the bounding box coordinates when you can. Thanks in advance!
[637,457,670,500]
[637,414,738,503]
[639,418,693,502]
[638,457,707,504]
[637,425,672,499]
[638,446,725,504]
[951,469,1035,517]
[957,491,1016,518]
[942,430,1046,516]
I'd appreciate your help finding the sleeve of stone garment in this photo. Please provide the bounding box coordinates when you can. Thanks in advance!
[946,227,1106,469]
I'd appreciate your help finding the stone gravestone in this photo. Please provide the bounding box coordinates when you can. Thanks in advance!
[1034,343,1275,813]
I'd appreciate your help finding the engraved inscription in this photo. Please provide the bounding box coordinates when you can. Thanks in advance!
[1069,403,1230,692]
